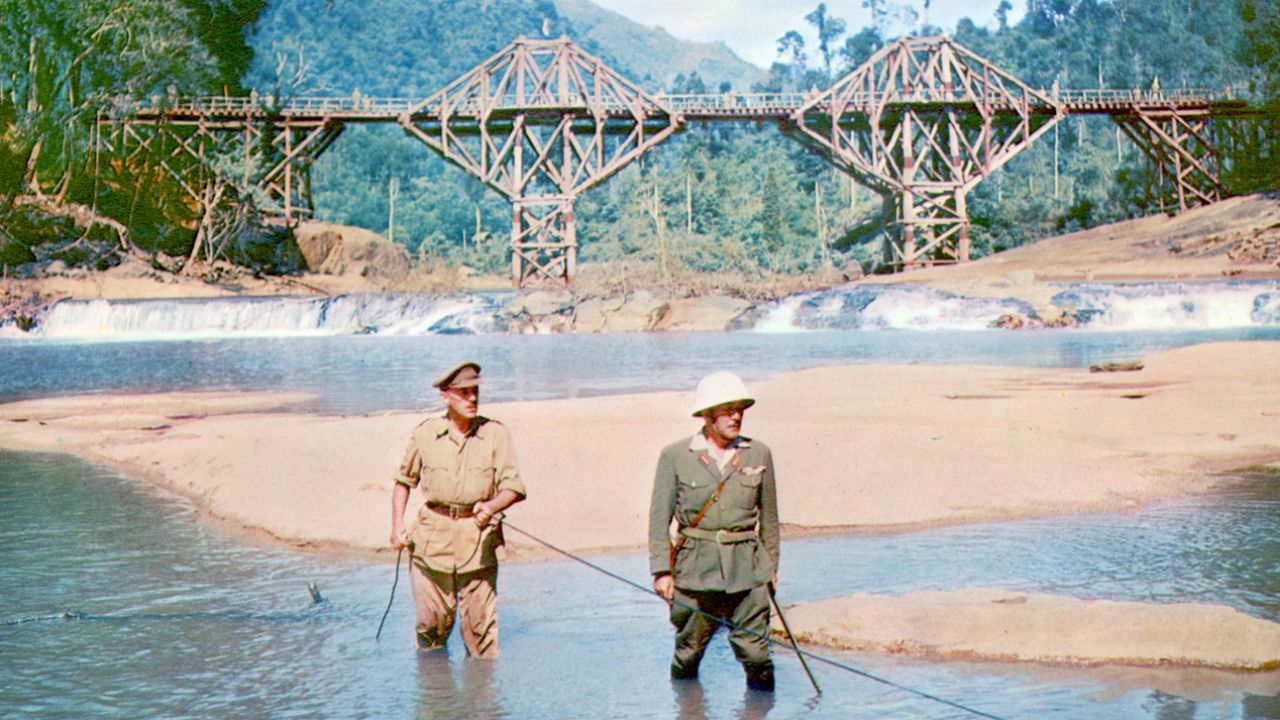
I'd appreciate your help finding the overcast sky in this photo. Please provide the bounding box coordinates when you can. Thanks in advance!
[588,0,1025,68]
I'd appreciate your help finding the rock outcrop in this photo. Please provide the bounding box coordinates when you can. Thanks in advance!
[294,222,409,280]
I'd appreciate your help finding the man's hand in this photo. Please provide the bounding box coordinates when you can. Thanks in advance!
[472,500,494,528]
[390,524,408,550]
[653,573,674,601]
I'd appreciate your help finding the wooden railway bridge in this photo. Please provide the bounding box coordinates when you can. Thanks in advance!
[101,34,1264,285]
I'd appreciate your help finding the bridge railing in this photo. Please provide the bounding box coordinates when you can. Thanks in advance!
[114,86,1246,120]
[1053,87,1238,104]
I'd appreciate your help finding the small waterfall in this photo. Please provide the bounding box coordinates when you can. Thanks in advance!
[751,285,1034,331]
[751,280,1280,332]
[1052,281,1280,330]
[33,293,510,340]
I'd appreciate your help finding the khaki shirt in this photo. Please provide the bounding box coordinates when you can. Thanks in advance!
[395,413,526,573]
[648,433,780,593]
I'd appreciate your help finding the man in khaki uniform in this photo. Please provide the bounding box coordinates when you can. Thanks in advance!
[390,361,526,657]
[649,371,780,691]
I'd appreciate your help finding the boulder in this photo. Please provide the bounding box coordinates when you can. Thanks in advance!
[294,221,409,280]
[603,291,669,332]
[653,295,752,332]
[497,290,576,333]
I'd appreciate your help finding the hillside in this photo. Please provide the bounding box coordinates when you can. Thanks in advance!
[552,0,766,90]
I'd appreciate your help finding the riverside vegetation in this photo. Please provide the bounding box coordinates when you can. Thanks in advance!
[1,0,1278,302]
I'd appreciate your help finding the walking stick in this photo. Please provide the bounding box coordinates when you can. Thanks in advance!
[376,546,404,641]
[768,582,821,694]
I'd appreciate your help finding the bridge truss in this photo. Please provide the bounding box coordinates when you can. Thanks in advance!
[100,35,1265,285]
[399,37,680,284]
[790,35,1064,268]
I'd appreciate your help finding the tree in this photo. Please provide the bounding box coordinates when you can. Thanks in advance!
[805,3,847,80]
[0,2,221,194]
[776,30,808,89]
[996,0,1014,31]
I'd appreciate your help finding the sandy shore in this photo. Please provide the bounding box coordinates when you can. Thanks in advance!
[1,341,1276,554]
[3,340,1277,669]
[777,589,1280,671]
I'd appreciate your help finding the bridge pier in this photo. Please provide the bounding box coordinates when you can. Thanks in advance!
[1114,106,1225,213]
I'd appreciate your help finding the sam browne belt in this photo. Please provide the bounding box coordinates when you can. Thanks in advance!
[680,527,757,544]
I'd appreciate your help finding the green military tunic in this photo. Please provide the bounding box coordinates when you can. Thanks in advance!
[395,413,525,573]
[648,433,779,592]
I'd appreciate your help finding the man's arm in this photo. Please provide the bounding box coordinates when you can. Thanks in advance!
[476,422,527,527]
[391,482,410,549]
[759,447,780,582]
[473,488,522,528]
[649,447,678,600]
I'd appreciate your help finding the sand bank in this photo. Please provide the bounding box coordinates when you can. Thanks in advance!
[3,341,1277,670]
[776,589,1280,671]
[1,341,1276,556]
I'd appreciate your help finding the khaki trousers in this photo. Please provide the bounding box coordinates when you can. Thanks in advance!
[410,562,499,658]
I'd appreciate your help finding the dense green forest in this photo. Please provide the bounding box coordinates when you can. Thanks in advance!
[0,0,1277,279]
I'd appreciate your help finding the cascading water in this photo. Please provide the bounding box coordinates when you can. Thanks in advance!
[751,280,1280,332]
[8,281,1280,340]
[26,293,510,340]
[751,285,1037,331]
[1051,281,1280,330]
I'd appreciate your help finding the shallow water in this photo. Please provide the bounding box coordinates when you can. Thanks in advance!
[2,452,1277,719]
[2,327,1279,414]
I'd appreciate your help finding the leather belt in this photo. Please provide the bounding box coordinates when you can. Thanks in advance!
[681,527,756,544]
[426,501,476,519]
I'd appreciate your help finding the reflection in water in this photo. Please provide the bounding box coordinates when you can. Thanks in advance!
[415,652,505,720]
[672,678,777,720]
[1,452,1278,719]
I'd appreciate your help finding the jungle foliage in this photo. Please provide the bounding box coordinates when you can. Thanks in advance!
[1,0,1277,276]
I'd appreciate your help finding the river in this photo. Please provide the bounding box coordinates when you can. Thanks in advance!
[1,281,1278,718]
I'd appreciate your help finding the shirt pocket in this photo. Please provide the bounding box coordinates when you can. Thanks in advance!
[422,460,452,489]
[675,473,709,511]
[465,465,495,499]
[732,471,763,510]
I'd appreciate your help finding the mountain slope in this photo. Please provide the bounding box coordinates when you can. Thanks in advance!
[553,0,766,90]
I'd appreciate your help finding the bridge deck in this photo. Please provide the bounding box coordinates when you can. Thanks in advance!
[117,88,1254,125]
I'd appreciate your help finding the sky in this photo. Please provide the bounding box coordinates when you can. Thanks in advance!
[588,0,1025,69]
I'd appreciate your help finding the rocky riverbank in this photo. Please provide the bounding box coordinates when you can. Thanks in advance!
[3,194,1278,335]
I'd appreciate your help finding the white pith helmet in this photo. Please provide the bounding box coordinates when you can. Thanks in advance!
[690,371,755,417]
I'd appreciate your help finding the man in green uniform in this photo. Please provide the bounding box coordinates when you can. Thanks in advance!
[649,371,780,691]
[390,361,526,658]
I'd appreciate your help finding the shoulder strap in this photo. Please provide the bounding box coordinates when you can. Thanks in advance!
[669,471,732,568]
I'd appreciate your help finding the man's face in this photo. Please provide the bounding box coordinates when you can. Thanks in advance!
[703,401,748,446]
[440,385,480,421]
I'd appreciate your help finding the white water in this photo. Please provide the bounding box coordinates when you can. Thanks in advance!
[31,293,507,340]
[753,281,1280,332]
[1051,281,1280,330]
[13,281,1280,340]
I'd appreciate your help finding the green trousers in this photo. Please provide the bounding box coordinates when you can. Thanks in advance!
[669,584,772,675]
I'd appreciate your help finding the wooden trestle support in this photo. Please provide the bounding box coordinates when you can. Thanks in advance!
[1113,107,1228,214]
[791,35,1065,269]
[101,103,345,226]
[399,36,680,286]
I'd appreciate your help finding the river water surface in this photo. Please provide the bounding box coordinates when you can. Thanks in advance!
[2,285,1280,718]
